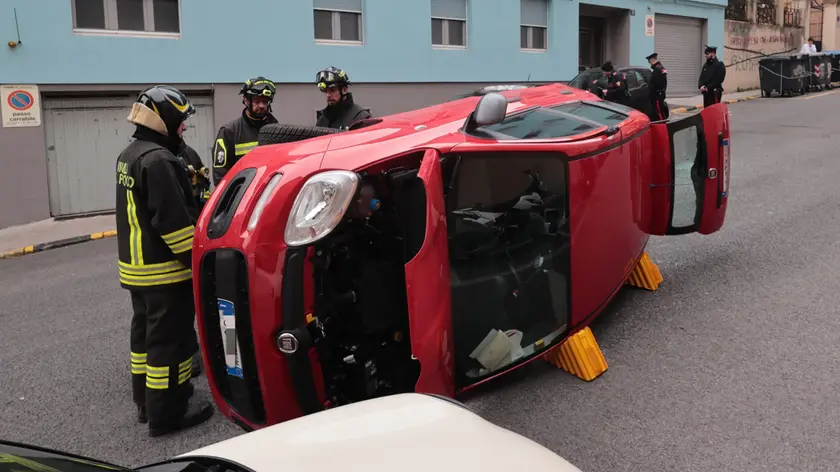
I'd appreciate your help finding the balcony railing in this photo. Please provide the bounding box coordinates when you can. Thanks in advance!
[783,5,802,26]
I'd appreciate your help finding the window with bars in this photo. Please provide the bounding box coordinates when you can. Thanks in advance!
[756,0,777,24]
[72,0,180,35]
[521,0,548,50]
[432,0,467,48]
[783,1,803,26]
[314,0,363,43]
[724,0,748,21]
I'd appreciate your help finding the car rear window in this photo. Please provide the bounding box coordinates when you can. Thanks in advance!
[551,102,629,127]
[480,107,597,140]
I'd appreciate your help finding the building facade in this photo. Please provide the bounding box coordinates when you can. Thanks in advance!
[0,0,725,229]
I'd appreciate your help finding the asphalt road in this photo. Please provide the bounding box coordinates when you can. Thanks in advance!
[2,89,840,471]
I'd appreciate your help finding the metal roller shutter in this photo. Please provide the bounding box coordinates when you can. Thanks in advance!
[43,94,215,217]
[654,14,705,97]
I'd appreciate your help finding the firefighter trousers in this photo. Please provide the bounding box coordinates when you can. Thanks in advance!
[649,96,669,121]
[129,281,198,425]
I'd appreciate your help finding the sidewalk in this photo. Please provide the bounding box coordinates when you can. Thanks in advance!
[668,89,761,113]
[0,215,116,259]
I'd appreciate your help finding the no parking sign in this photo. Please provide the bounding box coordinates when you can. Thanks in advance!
[645,15,655,36]
[1,84,41,127]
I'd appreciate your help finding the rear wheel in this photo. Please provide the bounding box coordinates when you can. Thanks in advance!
[257,124,342,146]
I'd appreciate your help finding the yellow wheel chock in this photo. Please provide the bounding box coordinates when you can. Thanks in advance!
[625,251,663,291]
[542,326,608,381]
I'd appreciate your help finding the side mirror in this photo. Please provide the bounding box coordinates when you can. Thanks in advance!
[463,92,508,133]
[474,92,508,126]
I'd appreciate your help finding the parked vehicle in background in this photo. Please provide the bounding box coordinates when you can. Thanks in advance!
[568,66,654,117]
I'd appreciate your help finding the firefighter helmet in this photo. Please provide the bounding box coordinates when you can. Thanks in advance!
[316,66,350,91]
[240,76,276,99]
[134,85,195,138]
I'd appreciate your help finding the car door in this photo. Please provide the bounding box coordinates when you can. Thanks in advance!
[405,148,456,398]
[646,103,731,235]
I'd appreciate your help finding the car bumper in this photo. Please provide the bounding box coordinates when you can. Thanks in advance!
[196,245,324,430]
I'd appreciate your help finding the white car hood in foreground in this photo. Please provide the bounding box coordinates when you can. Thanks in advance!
[180,393,583,472]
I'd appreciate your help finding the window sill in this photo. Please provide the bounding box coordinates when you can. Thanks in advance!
[315,39,364,47]
[432,44,467,50]
[522,48,548,53]
[72,28,181,39]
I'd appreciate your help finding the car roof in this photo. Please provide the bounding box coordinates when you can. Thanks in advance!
[245,82,644,172]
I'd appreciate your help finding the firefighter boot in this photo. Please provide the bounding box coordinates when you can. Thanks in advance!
[191,351,202,378]
[137,404,148,424]
[148,398,214,438]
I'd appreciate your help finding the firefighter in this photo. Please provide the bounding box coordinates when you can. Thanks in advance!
[592,61,630,106]
[699,45,727,108]
[177,139,211,214]
[315,66,372,130]
[212,77,279,186]
[646,52,669,121]
[117,85,214,437]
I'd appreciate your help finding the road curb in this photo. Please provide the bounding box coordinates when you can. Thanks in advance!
[671,93,760,114]
[0,230,117,261]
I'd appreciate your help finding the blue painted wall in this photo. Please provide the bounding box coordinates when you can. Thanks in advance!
[0,0,724,84]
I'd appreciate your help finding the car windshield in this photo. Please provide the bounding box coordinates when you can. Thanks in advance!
[475,102,629,140]
[0,442,131,472]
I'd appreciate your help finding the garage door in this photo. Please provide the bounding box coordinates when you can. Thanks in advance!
[43,95,215,217]
[654,14,705,97]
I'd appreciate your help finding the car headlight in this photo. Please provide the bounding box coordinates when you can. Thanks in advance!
[247,173,283,232]
[284,170,359,247]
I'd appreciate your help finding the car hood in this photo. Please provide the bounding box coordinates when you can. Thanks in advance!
[179,394,583,472]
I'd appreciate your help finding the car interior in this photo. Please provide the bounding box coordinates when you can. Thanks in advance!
[441,151,572,388]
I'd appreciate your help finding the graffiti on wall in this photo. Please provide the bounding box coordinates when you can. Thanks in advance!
[725,32,798,73]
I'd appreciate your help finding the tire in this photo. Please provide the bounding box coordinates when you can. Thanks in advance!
[257,124,342,146]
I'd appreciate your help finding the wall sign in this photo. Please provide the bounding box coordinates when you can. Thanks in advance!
[1,84,41,127]
[645,15,655,37]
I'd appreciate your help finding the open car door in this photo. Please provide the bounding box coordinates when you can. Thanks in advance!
[647,103,731,235]
[404,148,455,398]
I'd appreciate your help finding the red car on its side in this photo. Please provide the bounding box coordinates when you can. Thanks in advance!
[192,83,731,431]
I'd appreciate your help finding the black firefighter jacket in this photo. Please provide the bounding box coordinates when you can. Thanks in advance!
[116,127,199,291]
[315,93,372,130]
[212,111,278,185]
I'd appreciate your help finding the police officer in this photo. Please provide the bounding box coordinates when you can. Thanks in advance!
[315,66,372,130]
[699,45,727,108]
[212,77,279,186]
[177,139,211,214]
[117,85,214,437]
[593,61,630,106]
[646,52,669,121]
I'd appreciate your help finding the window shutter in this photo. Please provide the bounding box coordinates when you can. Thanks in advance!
[313,0,362,12]
[431,0,467,20]
[521,0,547,27]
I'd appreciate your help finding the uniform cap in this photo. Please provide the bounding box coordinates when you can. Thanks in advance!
[704,45,717,54]
[646,52,658,60]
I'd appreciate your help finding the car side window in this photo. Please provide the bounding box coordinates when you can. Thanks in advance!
[623,71,638,88]
[634,70,648,86]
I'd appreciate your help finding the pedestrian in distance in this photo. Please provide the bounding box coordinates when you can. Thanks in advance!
[315,66,373,130]
[212,77,279,186]
[698,45,727,108]
[646,52,669,122]
[116,85,214,438]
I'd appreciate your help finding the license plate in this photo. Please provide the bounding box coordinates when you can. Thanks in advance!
[218,298,244,379]
[722,138,730,196]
